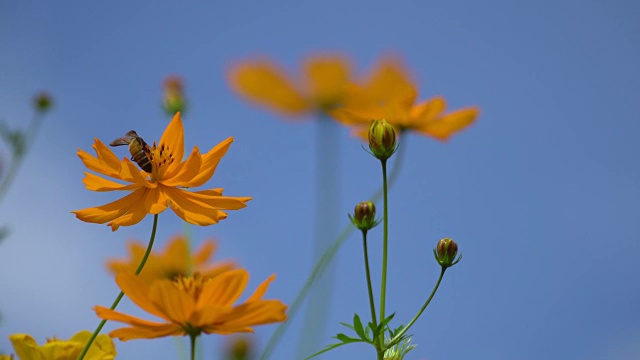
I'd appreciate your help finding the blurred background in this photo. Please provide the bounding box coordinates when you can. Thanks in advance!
[1,0,639,359]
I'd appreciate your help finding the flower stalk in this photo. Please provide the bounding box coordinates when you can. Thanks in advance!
[378,158,389,347]
[77,214,159,360]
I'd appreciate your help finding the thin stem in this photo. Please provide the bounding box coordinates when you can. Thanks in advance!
[77,214,159,360]
[190,333,197,360]
[0,112,44,201]
[260,139,408,360]
[361,230,377,328]
[378,159,389,346]
[388,268,446,347]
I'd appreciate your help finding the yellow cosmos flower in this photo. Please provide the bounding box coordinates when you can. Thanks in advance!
[107,234,236,283]
[6,331,115,360]
[227,54,353,117]
[95,270,288,340]
[331,59,480,141]
[72,113,251,231]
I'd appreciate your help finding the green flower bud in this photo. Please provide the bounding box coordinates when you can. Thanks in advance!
[368,119,397,160]
[163,75,187,116]
[433,238,462,268]
[33,92,53,113]
[349,201,379,231]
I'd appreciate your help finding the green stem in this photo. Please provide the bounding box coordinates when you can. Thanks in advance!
[189,333,197,360]
[388,268,446,347]
[77,214,159,360]
[361,230,378,329]
[0,112,44,201]
[260,139,407,360]
[378,159,389,346]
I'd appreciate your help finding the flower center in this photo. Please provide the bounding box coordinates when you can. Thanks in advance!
[148,142,175,181]
[172,273,209,301]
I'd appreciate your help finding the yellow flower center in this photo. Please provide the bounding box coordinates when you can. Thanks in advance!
[172,273,209,300]
[148,142,175,181]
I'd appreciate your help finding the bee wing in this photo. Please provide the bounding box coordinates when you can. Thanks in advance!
[109,137,132,146]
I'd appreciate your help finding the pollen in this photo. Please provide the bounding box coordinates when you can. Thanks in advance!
[173,273,211,300]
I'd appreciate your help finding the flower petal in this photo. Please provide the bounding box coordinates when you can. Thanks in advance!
[109,324,184,341]
[358,58,416,105]
[148,280,196,323]
[417,107,479,141]
[159,113,185,172]
[197,269,249,309]
[9,334,43,360]
[192,190,252,210]
[228,60,310,116]
[106,190,152,231]
[246,274,276,302]
[164,187,227,226]
[162,147,202,187]
[82,172,140,192]
[72,188,147,226]
[304,55,351,106]
[182,137,233,188]
[115,272,170,321]
[144,187,169,215]
[217,300,288,329]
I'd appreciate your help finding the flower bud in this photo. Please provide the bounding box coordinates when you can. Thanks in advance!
[224,335,252,360]
[163,75,187,116]
[33,92,52,113]
[368,119,397,160]
[349,201,379,231]
[433,238,461,268]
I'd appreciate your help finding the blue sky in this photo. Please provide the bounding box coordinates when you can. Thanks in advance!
[1,1,639,359]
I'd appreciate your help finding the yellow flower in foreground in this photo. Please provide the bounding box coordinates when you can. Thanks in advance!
[107,234,236,283]
[228,54,353,117]
[331,58,479,141]
[95,270,287,340]
[7,331,115,360]
[72,112,251,231]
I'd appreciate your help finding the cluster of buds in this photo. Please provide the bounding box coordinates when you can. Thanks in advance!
[433,238,462,269]
[162,75,187,115]
[349,201,380,232]
[368,119,397,161]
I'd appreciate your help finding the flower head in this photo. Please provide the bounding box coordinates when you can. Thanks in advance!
[72,112,251,231]
[6,331,115,360]
[349,201,379,231]
[368,119,397,160]
[434,237,462,269]
[107,235,236,284]
[95,269,287,341]
[227,54,353,117]
[330,58,479,141]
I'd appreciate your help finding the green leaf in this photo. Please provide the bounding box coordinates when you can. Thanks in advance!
[304,342,351,360]
[353,313,366,339]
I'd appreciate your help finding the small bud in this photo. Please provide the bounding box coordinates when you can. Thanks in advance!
[368,119,397,160]
[224,335,252,360]
[433,238,462,269]
[33,92,53,113]
[349,201,379,231]
[162,75,187,116]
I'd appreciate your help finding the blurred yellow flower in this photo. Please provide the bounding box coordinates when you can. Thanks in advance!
[107,234,236,283]
[227,54,353,117]
[72,112,251,231]
[95,270,288,341]
[331,58,479,141]
[6,331,115,360]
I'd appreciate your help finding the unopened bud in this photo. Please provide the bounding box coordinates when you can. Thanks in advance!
[433,238,461,269]
[349,201,379,231]
[33,92,53,113]
[368,119,397,160]
[224,335,252,360]
[163,75,187,116]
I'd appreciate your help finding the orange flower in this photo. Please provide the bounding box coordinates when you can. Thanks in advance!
[107,235,236,284]
[227,54,353,117]
[72,113,251,231]
[95,270,288,341]
[331,58,479,141]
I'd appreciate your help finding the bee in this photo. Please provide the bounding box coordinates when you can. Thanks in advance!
[110,130,153,172]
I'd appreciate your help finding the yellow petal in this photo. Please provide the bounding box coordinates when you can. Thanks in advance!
[246,274,276,302]
[106,191,151,231]
[162,147,202,187]
[190,306,234,329]
[197,269,249,309]
[82,172,140,192]
[228,60,310,116]
[182,137,233,188]
[9,334,43,360]
[78,148,119,179]
[72,188,147,225]
[108,324,183,341]
[358,58,416,105]
[304,55,351,106]
[218,300,288,328]
[409,96,446,124]
[68,331,116,360]
[195,192,252,211]
[115,272,170,320]
[164,187,226,226]
[159,113,185,171]
[417,107,479,141]
[149,280,197,323]
[120,158,155,188]
[144,187,169,215]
